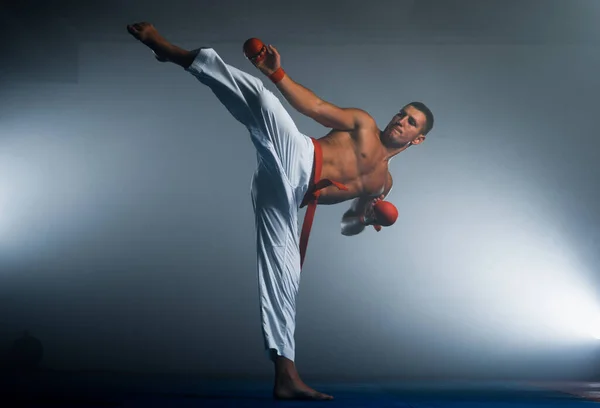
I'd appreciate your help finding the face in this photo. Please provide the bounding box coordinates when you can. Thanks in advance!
[381,105,427,148]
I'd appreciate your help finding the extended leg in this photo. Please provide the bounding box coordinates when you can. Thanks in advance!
[127,22,266,132]
[126,22,314,189]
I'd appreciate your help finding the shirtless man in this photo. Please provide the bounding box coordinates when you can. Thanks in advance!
[127,22,434,401]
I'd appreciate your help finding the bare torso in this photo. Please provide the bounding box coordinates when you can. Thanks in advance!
[316,124,391,205]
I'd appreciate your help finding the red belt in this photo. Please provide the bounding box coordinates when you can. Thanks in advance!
[299,138,348,269]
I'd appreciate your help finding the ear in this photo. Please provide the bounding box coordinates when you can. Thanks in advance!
[411,135,426,145]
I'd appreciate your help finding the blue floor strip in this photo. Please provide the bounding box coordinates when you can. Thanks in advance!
[2,371,599,407]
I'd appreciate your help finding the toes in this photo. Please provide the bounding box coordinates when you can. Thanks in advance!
[127,22,150,32]
[126,24,140,37]
[318,393,334,400]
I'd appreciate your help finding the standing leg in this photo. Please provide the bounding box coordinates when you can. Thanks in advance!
[251,164,300,362]
[251,165,332,401]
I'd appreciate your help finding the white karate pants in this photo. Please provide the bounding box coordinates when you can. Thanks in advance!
[185,48,314,361]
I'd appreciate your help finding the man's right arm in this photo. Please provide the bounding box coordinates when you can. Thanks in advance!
[340,196,376,236]
[275,75,369,131]
[341,173,394,236]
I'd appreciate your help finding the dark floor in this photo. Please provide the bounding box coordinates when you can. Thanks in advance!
[2,370,600,407]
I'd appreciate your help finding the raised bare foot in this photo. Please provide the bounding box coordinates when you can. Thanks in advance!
[126,22,171,62]
[273,376,334,401]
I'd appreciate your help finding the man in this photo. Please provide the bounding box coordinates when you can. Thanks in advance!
[127,22,434,401]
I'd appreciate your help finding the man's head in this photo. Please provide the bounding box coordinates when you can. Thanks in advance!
[381,102,434,149]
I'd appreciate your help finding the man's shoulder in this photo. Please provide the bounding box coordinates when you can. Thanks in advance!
[347,108,376,125]
[343,109,377,140]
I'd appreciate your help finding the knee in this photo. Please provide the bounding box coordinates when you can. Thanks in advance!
[256,88,281,112]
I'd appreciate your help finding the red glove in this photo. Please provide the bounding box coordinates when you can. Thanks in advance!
[243,38,286,83]
[361,199,398,232]
[243,38,266,62]
[373,200,398,227]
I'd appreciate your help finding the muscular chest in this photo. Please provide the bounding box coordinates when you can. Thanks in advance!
[355,137,389,195]
[319,130,389,199]
[358,161,388,195]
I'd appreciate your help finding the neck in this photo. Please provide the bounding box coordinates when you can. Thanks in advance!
[378,128,413,161]
[384,141,412,161]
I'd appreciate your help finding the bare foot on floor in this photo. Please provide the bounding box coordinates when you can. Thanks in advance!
[126,22,171,62]
[273,376,334,401]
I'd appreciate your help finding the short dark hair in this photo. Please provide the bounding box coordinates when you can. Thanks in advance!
[406,102,434,135]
